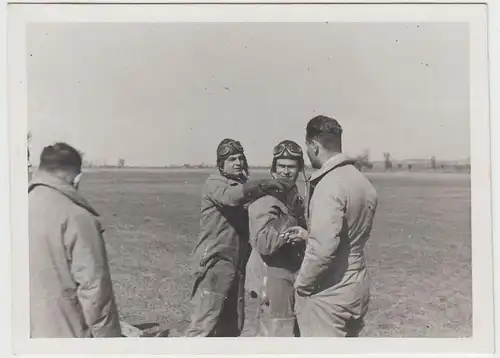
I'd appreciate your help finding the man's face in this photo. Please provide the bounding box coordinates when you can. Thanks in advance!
[223,153,245,177]
[306,139,322,169]
[273,158,300,182]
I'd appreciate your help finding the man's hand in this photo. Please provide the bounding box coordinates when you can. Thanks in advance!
[259,178,295,194]
[242,178,294,202]
[280,226,308,245]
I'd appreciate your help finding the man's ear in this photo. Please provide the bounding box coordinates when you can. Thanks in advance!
[312,139,320,156]
[72,173,82,189]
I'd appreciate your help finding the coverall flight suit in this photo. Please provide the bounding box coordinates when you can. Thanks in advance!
[241,187,306,337]
[29,171,122,338]
[185,174,252,337]
[294,154,378,337]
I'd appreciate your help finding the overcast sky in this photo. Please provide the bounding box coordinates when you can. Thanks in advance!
[27,22,469,166]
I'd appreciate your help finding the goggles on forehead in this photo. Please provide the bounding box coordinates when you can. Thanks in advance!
[273,141,303,158]
[217,140,244,158]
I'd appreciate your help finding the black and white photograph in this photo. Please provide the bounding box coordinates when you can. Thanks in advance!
[5,2,496,356]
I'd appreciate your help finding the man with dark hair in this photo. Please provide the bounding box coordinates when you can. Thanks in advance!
[284,115,378,337]
[241,140,307,337]
[29,142,121,338]
[185,138,294,337]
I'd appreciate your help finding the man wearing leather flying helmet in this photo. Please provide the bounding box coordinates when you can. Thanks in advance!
[185,139,294,337]
[241,140,307,337]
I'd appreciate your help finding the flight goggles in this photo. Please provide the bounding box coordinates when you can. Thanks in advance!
[273,141,303,158]
[217,140,244,158]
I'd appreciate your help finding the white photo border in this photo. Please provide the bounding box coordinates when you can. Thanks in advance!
[4,1,497,357]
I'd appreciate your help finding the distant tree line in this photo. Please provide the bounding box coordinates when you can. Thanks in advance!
[353,149,470,173]
[76,153,470,174]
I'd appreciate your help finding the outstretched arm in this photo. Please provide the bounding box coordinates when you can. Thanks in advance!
[206,177,294,207]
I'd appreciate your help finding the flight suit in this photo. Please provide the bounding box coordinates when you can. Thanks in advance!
[242,187,306,336]
[185,174,250,337]
[294,154,378,337]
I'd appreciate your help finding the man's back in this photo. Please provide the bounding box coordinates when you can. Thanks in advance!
[29,173,121,338]
[29,185,91,337]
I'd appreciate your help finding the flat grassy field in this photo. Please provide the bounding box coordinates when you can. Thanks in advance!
[80,168,472,337]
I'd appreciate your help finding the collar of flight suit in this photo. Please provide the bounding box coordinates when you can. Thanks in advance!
[28,170,100,217]
[309,153,357,184]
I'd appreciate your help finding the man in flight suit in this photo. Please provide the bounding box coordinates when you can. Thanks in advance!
[29,142,121,338]
[284,115,378,337]
[185,138,294,337]
[241,140,307,337]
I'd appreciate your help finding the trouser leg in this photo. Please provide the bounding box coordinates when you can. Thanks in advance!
[346,317,365,337]
[295,297,365,337]
[184,261,236,337]
[259,277,297,337]
[295,270,369,337]
[295,295,347,337]
[237,270,246,333]
[214,272,242,337]
[240,290,260,337]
